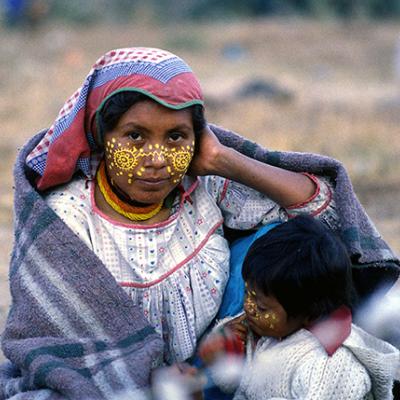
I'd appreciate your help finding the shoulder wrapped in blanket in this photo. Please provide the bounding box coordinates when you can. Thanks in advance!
[0,133,164,399]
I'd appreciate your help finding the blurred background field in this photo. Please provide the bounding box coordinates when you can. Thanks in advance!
[1,0,400,360]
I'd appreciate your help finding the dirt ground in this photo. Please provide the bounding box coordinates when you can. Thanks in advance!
[1,18,400,361]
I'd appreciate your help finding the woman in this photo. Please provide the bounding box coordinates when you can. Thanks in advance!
[1,47,398,399]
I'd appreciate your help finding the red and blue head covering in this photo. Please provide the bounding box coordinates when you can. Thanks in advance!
[26,47,204,190]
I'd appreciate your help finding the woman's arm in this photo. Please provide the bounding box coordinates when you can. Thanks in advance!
[190,126,315,208]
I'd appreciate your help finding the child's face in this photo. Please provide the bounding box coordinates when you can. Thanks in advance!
[243,283,307,339]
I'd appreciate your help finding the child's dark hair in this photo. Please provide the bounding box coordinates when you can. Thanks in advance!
[96,91,206,146]
[242,215,355,322]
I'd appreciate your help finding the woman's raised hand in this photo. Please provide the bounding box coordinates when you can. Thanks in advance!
[189,125,227,177]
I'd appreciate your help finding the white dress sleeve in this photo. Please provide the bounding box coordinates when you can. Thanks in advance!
[202,174,339,230]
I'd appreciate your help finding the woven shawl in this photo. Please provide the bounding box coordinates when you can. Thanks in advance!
[0,133,163,399]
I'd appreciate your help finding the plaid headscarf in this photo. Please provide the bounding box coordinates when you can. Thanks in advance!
[26,47,204,190]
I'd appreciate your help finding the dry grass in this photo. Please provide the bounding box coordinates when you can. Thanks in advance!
[1,18,400,359]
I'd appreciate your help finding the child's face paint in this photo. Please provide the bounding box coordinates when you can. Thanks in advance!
[102,100,196,205]
[243,282,307,339]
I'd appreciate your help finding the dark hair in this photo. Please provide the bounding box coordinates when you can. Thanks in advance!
[96,91,206,146]
[242,215,355,321]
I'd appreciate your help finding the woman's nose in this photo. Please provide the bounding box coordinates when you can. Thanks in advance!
[142,147,167,169]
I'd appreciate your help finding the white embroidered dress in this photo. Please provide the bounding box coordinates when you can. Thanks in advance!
[45,174,335,363]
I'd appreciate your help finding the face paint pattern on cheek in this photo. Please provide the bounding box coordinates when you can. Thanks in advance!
[244,293,279,330]
[105,140,195,183]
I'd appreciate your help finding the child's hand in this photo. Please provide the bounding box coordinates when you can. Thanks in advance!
[198,315,248,365]
[225,314,248,342]
[198,331,226,365]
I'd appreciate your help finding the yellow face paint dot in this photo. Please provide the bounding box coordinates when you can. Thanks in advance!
[149,144,153,150]
[137,171,142,176]
[112,138,116,143]
[155,143,159,149]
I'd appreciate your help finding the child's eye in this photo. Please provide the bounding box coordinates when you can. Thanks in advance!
[128,132,143,141]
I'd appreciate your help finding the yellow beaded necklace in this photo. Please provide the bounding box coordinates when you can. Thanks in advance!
[96,161,163,221]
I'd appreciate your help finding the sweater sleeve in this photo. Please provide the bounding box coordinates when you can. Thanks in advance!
[292,347,372,399]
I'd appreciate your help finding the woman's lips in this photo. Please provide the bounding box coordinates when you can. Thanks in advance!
[136,178,169,187]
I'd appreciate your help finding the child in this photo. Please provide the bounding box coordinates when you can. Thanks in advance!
[199,215,399,399]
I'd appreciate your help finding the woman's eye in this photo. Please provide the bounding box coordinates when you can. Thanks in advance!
[169,132,183,142]
[128,132,143,141]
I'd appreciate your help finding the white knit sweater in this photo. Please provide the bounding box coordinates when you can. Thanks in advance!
[210,318,399,400]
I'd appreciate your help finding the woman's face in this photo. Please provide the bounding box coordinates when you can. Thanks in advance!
[103,100,196,205]
[243,283,307,339]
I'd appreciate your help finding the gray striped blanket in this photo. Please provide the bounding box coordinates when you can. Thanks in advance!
[0,133,163,399]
